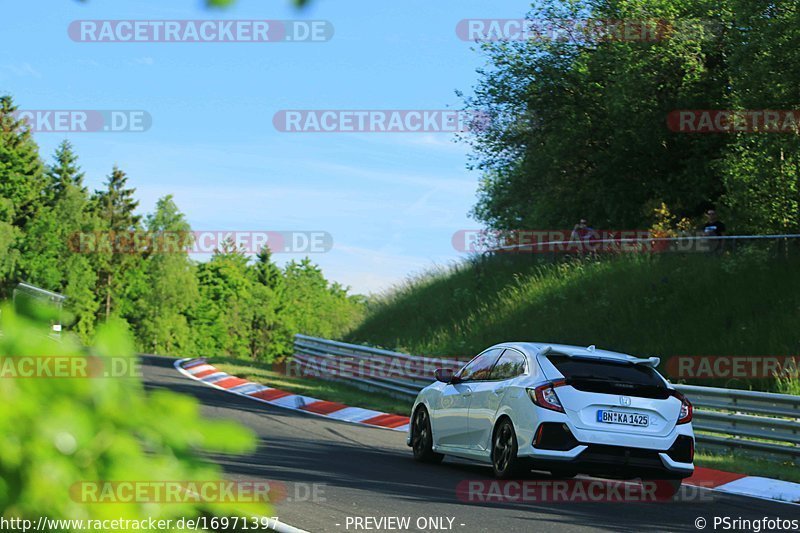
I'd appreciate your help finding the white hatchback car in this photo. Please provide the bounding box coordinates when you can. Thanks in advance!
[408,342,694,486]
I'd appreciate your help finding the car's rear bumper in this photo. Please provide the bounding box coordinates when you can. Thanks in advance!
[518,442,694,480]
[511,404,695,479]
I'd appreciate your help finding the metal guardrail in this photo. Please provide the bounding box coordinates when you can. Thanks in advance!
[483,232,800,256]
[673,384,800,462]
[293,334,467,399]
[12,282,66,337]
[293,335,800,463]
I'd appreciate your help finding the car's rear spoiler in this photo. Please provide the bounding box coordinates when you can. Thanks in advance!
[539,346,660,368]
[628,356,661,368]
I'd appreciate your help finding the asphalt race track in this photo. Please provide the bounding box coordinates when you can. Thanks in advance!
[142,355,799,533]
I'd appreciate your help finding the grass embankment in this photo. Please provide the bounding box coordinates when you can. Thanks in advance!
[346,251,800,392]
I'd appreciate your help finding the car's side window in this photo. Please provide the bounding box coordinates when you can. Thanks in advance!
[457,348,503,382]
[490,349,527,381]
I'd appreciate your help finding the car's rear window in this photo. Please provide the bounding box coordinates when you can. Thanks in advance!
[547,354,668,398]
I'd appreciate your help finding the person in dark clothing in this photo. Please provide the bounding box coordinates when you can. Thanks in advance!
[702,209,726,252]
[571,219,597,241]
[570,218,598,253]
[702,210,726,236]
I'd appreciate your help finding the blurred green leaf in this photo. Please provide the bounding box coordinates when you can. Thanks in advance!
[0,303,266,530]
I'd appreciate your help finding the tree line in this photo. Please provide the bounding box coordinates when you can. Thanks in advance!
[463,0,799,235]
[0,95,364,360]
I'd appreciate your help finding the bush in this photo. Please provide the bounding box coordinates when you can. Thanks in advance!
[0,304,268,530]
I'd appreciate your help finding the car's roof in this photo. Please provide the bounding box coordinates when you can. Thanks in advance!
[493,341,644,363]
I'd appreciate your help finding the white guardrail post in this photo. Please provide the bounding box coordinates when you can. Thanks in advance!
[293,334,800,464]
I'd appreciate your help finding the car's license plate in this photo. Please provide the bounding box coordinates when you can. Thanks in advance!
[597,410,649,427]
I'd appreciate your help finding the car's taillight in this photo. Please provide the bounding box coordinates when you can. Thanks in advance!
[670,390,693,424]
[528,380,566,413]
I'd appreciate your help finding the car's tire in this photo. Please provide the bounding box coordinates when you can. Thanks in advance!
[411,406,444,464]
[492,418,525,479]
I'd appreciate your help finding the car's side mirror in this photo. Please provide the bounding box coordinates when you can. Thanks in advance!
[434,368,456,383]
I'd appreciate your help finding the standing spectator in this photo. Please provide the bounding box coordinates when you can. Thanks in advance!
[570,218,598,252]
[703,210,726,236]
[702,209,726,253]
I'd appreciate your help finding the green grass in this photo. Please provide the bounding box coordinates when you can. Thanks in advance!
[695,452,800,483]
[211,357,413,415]
[345,250,800,391]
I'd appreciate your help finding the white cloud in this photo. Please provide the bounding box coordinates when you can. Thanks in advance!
[1,62,41,78]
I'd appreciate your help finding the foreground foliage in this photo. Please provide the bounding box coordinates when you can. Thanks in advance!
[0,305,264,529]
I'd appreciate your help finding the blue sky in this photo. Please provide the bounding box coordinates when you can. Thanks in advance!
[1,0,532,294]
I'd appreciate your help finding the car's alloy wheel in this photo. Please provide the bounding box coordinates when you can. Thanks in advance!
[492,419,523,479]
[411,407,443,463]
